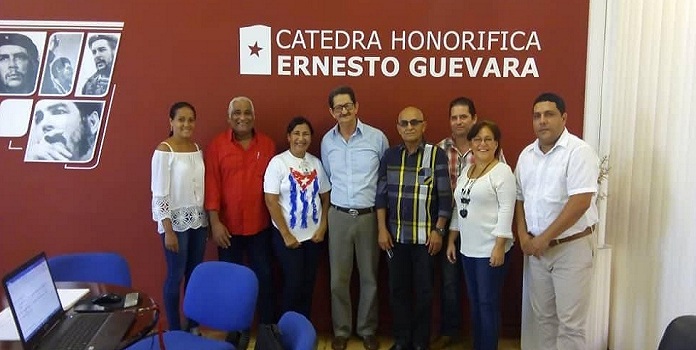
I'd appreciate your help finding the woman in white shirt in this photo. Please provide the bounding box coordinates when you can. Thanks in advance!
[151,102,208,332]
[446,120,516,350]
[263,116,330,318]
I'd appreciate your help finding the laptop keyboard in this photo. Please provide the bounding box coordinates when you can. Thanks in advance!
[52,313,109,350]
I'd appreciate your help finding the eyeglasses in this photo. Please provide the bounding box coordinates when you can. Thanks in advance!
[397,119,424,127]
[471,137,495,144]
[459,187,471,218]
[331,103,355,114]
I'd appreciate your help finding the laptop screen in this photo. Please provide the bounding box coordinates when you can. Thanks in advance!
[3,253,62,341]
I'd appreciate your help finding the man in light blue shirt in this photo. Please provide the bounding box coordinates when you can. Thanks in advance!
[321,85,389,350]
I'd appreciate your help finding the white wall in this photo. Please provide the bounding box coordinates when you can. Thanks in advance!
[587,0,696,348]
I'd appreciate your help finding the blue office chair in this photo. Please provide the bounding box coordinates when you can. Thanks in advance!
[126,261,259,350]
[277,311,317,350]
[48,252,132,287]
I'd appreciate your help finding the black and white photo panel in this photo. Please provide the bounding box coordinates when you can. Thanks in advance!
[75,33,121,97]
[24,99,105,163]
[39,32,84,96]
[0,31,47,96]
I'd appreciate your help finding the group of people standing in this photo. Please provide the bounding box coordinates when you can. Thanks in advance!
[150,86,599,350]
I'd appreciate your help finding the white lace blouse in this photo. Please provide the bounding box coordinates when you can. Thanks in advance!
[151,143,208,234]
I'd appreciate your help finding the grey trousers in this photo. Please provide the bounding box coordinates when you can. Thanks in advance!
[328,207,380,337]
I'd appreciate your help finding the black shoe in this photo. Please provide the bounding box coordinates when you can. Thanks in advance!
[237,330,250,350]
[390,344,411,350]
[362,335,379,350]
[225,330,250,350]
[224,331,240,345]
[332,336,348,350]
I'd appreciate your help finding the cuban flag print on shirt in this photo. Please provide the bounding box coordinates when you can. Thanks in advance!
[263,151,331,243]
[288,167,319,229]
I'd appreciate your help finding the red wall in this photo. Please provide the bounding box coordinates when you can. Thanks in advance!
[0,0,589,335]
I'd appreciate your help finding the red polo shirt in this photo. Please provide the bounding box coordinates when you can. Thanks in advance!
[205,129,276,235]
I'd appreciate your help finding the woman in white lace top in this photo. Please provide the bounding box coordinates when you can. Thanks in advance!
[151,101,208,332]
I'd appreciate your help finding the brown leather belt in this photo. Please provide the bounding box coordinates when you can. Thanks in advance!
[549,227,593,247]
[331,204,375,217]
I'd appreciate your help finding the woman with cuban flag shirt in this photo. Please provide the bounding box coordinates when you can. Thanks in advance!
[264,116,331,318]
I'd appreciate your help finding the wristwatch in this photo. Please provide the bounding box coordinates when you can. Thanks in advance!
[434,227,447,236]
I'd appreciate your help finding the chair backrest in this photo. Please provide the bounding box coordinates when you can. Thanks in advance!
[183,261,258,332]
[48,252,132,287]
[658,315,696,350]
[277,311,317,350]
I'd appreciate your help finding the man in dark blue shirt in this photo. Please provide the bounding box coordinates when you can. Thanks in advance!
[376,106,452,350]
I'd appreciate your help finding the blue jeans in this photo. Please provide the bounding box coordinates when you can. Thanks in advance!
[161,226,207,330]
[270,227,321,318]
[218,227,275,324]
[460,251,511,350]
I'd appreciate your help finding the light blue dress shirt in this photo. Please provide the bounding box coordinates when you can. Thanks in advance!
[321,119,389,208]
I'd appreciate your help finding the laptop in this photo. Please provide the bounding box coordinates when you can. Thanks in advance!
[2,252,135,350]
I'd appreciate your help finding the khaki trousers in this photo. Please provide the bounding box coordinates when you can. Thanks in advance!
[528,235,594,350]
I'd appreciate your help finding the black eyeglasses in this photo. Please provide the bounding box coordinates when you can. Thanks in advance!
[397,119,424,127]
[460,187,471,218]
[332,103,355,114]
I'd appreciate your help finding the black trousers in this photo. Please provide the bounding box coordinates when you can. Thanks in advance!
[388,242,435,348]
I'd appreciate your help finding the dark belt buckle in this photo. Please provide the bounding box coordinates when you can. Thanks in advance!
[348,208,359,217]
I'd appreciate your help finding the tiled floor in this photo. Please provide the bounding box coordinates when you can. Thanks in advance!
[205,331,521,349]
[312,335,521,350]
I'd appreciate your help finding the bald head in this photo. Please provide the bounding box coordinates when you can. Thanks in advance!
[398,106,423,121]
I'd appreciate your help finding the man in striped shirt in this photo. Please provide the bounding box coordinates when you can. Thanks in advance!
[376,106,452,350]
[432,96,478,349]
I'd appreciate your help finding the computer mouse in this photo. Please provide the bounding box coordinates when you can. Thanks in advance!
[92,293,122,305]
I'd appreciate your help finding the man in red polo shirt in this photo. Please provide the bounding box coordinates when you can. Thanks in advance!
[205,96,277,345]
